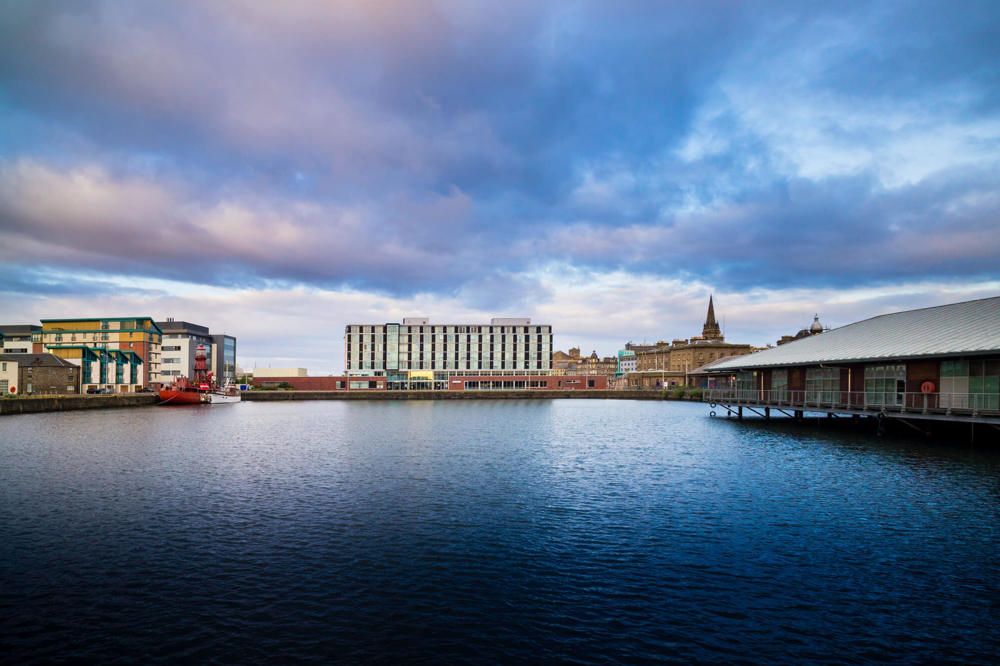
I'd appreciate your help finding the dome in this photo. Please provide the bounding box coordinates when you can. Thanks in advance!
[810,314,824,334]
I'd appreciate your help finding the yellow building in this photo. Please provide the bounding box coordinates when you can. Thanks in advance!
[41,317,162,391]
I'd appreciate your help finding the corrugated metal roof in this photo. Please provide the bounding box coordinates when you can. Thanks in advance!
[709,296,1000,371]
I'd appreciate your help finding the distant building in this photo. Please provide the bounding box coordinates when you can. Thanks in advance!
[616,350,637,376]
[776,314,826,345]
[344,317,552,378]
[253,368,309,378]
[629,296,755,388]
[0,353,82,395]
[0,325,43,354]
[156,319,237,384]
[41,317,162,391]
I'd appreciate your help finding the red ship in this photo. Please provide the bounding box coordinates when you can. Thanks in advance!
[158,344,215,405]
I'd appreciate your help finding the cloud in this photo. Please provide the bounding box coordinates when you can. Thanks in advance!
[0,0,998,359]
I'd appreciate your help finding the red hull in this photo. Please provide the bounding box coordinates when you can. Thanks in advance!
[158,388,206,405]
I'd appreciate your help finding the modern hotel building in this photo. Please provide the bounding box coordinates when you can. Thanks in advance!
[345,318,552,379]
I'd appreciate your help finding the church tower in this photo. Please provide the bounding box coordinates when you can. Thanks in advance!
[702,295,724,341]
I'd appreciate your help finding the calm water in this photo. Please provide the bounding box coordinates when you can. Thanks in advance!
[1,400,997,664]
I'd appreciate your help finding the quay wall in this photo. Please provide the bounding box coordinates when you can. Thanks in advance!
[0,394,158,416]
[243,390,666,401]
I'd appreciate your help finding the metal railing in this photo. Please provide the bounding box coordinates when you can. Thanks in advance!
[702,389,1000,416]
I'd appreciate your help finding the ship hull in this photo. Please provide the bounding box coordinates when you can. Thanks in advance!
[158,388,206,405]
[205,391,241,404]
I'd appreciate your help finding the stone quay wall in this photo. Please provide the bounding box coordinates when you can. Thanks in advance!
[0,394,158,416]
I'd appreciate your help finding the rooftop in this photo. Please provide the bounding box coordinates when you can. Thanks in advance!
[709,296,1000,371]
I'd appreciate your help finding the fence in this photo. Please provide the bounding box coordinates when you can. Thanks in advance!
[702,389,1000,416]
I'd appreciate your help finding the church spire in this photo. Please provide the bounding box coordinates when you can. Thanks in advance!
[702,295,723,340]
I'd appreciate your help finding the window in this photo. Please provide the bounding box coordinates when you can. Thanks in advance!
[864,365,904,407]
[0,380,7,392]
[807,367,840,405]
[771,369,788,402]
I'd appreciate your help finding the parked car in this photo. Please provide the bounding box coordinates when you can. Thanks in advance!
[136,388,154,393]
[87,387,114,394]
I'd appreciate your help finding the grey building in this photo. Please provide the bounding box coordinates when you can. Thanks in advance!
[156,319,237,384]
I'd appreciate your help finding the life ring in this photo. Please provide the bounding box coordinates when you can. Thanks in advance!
[710,411,716,417]
[920,381,935,394]
[9,386,15,393]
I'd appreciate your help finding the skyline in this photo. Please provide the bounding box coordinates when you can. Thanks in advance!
[2,1,999,374]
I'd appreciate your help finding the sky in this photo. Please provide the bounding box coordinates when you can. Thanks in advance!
[1,0,998,374]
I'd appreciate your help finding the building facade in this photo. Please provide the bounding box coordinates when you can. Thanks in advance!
[344,317,552,375]
[41,317,162,390]
[0,353,82,395]
[705,296,1000,419]
[0,325,43,354]
[630,297,754,387]
[252,374,607,391]
[156,320,237,385]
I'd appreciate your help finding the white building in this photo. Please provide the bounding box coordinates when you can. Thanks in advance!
[344,317,552,375]
[253,368,309,378]
[156,319,237,384]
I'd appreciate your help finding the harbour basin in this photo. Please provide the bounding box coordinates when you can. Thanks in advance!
[1,400,997,663]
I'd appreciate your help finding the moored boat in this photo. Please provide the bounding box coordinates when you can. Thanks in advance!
[158,344,240,405]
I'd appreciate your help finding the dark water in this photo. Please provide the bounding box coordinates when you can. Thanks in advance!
[1,400,997,664]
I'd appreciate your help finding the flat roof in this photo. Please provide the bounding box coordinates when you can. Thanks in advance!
[709,296,1000,371]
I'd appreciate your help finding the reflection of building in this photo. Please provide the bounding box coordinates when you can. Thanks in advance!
[628,296,755,388]
[41,317,162,390]
[0,353,82,395]
[344,317,552,376]
[157,319,238,384]
[0,325,43,354]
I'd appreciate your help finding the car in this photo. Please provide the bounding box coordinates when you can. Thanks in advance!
[136,388,154,393]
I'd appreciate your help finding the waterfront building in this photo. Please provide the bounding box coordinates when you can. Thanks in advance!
[0,353,82,395]
[553,348,618,376]
[0,325,43,354]
[344,317,552,376]
[629,297,754,387]
[704,296,1000,422]
[156,319,237,384]
[252,373,607,391]
[41,317,162,391]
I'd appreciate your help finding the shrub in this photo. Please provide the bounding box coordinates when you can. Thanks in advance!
[672,388,686,399]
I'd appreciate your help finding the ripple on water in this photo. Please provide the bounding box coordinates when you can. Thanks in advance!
[1,400,997,663]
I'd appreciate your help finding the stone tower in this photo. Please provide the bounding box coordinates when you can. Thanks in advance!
[702,295,724,341]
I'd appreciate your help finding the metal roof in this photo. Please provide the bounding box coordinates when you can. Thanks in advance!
[709,296,1000,371]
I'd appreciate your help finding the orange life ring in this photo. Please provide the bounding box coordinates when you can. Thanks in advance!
[920,381,935,394]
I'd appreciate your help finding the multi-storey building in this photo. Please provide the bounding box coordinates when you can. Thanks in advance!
[344,317,552,378]
[0,325,43,354]
[40,317,162,391]
[156,319,238,385]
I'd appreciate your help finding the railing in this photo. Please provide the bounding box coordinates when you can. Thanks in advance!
[702,389,1000,416]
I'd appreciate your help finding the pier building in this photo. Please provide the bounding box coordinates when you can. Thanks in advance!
[344,317,552,376]
[702,296,1000,430]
